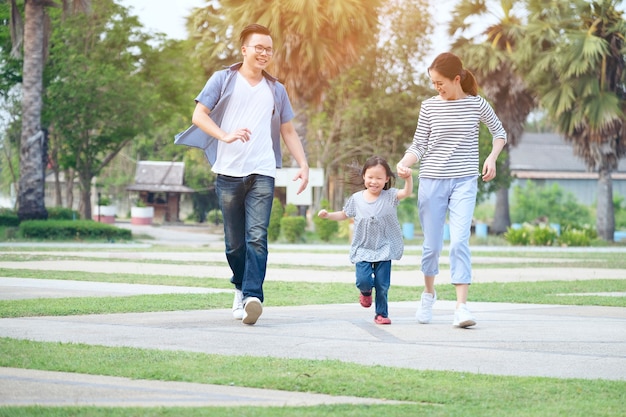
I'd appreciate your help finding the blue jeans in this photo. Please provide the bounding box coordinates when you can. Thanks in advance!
[216,174,275,302]
[355,260,391,318]
[418,176,477,284]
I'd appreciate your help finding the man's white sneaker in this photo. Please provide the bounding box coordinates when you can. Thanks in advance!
[242,297,263,325]
[232,289,244,320]
[453,303,476,328]
[416,291,436,324]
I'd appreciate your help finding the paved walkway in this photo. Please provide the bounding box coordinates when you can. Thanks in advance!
[1,223,625,408]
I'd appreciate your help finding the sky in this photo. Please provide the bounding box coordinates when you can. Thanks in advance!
[118,0,206,40]
[118,0,453,65]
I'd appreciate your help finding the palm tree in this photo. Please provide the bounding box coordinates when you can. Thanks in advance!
[448,0,536,234]
[9,0,90,221]
[216,0,381,106]
[521,0,626,241]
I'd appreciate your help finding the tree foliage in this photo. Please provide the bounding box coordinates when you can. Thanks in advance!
[519,0,626,240]
[43,0,152,219]
[308,0,433,209]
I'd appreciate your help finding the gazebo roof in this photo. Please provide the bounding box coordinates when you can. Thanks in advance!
[126,161,195,193]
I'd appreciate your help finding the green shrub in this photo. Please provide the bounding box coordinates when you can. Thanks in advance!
[47,207,79,220]
[280,216,306,243]
[0,208,19,227]
[530,225,557,246]
[397,197,418,225]
[614,193,626,229]
[313,199,338,242]
[504,225,532,245]
[558,228,591,246]
[511,181,592,228]
[506,223,598,247]
[284,203,298,216]
[206,209,223,225]
[268,198,284,242]
[19,220,131,241]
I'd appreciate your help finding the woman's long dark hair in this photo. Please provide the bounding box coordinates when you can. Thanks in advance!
[429,52,478,96]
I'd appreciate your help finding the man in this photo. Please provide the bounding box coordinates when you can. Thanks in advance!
[179,24,309,325]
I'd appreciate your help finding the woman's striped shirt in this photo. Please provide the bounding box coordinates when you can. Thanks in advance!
[406,95,507,179]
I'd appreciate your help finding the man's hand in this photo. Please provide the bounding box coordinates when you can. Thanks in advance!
[293,167,309,194]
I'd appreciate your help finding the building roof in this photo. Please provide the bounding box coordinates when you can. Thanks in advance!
[126,161,195,193]
[509,132,626,179]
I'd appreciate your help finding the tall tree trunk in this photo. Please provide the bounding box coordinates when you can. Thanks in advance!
[53,170,62,206]
[64,168,75,212]
[79,173,92,220]
[596,166,615,241]
[17,0,47,221]
[492,153,511,234]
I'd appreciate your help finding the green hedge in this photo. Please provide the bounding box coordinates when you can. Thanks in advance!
[280,216,306,243]
[268,198,284,242]
[504,223,597,247]
[19,220,131,241]
[0,209,19,227]
[312,199,338,242]
[47,207,79,220]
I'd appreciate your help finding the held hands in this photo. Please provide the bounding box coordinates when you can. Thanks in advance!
[396,163,412,179]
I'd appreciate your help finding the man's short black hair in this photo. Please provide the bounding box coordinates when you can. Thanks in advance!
[239,23,271,46]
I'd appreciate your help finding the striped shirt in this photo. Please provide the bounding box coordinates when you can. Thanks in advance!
[406,95,507,179]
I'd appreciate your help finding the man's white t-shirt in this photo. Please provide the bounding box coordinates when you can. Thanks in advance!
[212,72,276,177]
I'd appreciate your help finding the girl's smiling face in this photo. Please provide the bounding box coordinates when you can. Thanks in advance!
[363,164,389,196]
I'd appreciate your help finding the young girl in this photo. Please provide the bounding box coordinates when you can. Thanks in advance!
[318,156,413,325]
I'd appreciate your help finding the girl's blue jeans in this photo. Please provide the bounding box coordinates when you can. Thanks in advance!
[216,174,274,302]
[355,260,391,318]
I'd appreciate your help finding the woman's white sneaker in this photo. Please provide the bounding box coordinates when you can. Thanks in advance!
[453,303,476,328]
[416,291,436,324]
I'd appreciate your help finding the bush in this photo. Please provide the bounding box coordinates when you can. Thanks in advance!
[284,203,298,216]
[530,225,557,246]
[558,228,591,246]
[511,181,592,228]
[47,207,79,220]
[614,193,626,229]
[313,199,338,242]
[398,197,418,225]
[206,209,223,225]
[0,208,19,227]
[280,216,306,243]
[505,223,596,246]
[268,198,284,242]
[19,220,131,241]
[504,225,533,245]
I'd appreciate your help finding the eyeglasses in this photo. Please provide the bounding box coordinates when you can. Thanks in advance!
[246,44,274,56]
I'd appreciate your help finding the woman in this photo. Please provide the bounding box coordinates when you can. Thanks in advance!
[396,52,507,328]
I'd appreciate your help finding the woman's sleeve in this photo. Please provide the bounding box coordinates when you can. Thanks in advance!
[405,102,430,160]
[480,97,507,144]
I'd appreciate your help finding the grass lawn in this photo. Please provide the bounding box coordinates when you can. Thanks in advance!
[0,245,625,416]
